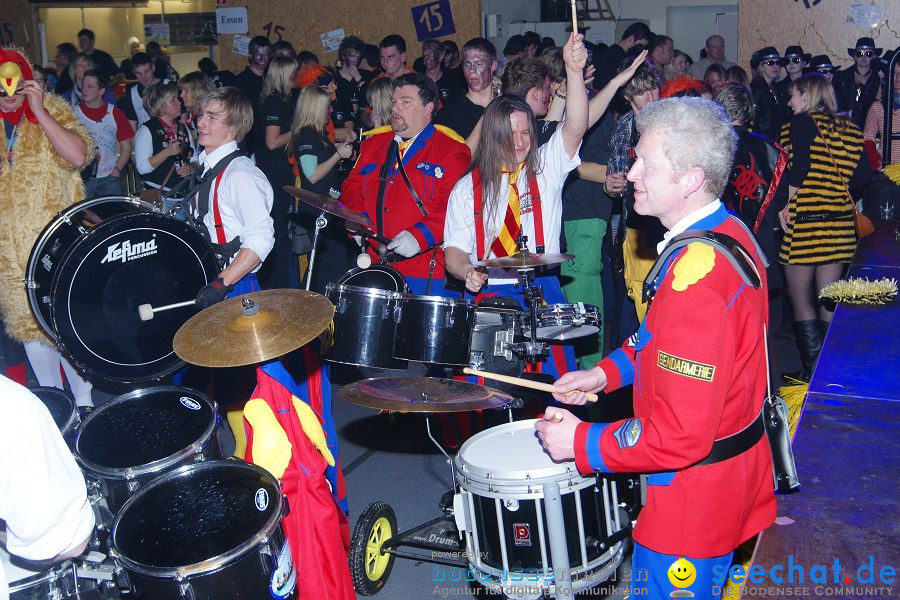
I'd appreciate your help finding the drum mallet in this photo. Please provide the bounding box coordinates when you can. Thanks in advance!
[462,368,598,409]
[138,300,196,321]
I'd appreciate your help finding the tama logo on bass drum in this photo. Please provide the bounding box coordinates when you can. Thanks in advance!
[100,237,158,264]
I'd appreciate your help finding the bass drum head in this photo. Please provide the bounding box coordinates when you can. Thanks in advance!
[51,212,218,382]
[336,264,407,293]
[26,196,156,341]
[75,387,215,477]
[112,461,282,575]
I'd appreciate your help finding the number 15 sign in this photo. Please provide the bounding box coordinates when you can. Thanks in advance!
[411,0,456,41]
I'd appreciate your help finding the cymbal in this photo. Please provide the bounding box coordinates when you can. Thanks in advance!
[173,290,335,367]
[473,252,575,269]
[283,186,371,226]
[339,377,516,413]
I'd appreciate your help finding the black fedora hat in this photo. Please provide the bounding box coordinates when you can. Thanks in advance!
[779,45,811,66]
[804,54,835,74]
[750,46,781,70]
[847,37,883,57]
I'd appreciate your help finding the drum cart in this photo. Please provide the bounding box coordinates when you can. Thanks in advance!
[341,384,640,600]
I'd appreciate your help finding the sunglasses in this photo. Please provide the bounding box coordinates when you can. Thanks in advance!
[815,68,834,74]
[854,50,875,58]
[786,57,803,64]
[762,59,779,67]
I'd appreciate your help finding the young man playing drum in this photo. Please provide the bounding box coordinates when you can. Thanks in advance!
[443,32,589,381]
[191,86,274,306]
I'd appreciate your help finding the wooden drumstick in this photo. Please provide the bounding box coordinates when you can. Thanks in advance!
[571,0,579,37]
[462,367,598,402]
[138,300,196,321]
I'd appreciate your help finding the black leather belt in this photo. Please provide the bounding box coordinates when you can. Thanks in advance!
[695,410,765,466]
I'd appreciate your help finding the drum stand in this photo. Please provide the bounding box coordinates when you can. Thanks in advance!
[516,267,550,367]
[305,210,328,291]
[348,403,520,594]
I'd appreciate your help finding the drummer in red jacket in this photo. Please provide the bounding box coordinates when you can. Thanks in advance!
[341,72,471,295]
[536,98,776,599]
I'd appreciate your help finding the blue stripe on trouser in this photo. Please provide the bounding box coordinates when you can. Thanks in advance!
[631,542,732,599]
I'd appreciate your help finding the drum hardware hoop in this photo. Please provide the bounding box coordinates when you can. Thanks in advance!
[24,279,37,289]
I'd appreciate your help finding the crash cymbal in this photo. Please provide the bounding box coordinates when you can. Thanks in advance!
[173,290,335,367]
[283,186,372,226]
[339,377,516,413]
[473,252,575,269]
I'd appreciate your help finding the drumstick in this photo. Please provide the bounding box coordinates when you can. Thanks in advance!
[462,367,598,402]
[571,0,578,37]
[138,300,196,321]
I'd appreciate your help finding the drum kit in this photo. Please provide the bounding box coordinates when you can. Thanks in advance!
[10,190,630,599]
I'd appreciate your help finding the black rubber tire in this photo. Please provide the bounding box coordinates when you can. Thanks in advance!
[349,501,398,596]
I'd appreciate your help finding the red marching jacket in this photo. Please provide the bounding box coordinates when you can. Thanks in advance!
[575,207,776,558]
[341,123,471,279]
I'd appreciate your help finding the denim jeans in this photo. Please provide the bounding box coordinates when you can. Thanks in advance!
[84,175,122,199]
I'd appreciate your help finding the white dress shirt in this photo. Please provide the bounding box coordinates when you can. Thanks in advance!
[656,200,723,255]
[195,141,275,269]
[444,126,581,283]
[0,376,95,600]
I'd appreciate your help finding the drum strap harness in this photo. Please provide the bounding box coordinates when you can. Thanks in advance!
[193,150,244,266]
[472,168,544,260]
[644,230,799,491]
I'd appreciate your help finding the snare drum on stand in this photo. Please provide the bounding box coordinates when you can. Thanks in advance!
[523,303,600,342]
[453,420,630,599]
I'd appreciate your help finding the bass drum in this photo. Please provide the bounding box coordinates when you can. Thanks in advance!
[27,196,157,341]
[47,207,218,381]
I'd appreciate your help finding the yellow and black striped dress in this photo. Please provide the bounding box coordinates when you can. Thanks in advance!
[778,111,863,265]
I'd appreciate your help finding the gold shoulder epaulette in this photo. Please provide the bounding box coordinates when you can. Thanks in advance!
[434,124,466,144]
[362,125,393,137]
[671,242,716,292]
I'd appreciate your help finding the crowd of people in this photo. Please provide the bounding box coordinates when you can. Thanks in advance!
[1,20,897,599]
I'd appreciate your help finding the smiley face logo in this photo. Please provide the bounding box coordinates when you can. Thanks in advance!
[667,558,696,589]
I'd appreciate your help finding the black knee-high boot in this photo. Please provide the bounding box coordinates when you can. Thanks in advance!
[784,320,824,382]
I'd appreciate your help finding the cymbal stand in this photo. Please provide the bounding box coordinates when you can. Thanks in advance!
[305,210,328,291]
[518,267,549,366]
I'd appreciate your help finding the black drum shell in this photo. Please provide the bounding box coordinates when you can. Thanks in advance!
[325,284,406,369]
[75,387,220,514]
[6,560,85,600]
[111,460,295,599]
[26,196,156,341]
[49,211,218,382]
[393,295,475,365]
[471,484,612,571]
[29,386,79,450]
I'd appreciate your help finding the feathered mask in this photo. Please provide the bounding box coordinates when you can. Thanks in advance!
[294,63,335,89]
[0,47,37,124]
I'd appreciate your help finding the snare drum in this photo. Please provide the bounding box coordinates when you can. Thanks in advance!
[454,421,627,598]
[27,196,219,382]
[524,303,600,341]
[393,295,475,365]
[29,386,79,450]
[2,546,86,600]
[75,387,220,516]
[324,265,407,369]
[111,461,296,600]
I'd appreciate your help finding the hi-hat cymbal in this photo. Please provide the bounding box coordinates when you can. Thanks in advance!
[339,377,515,413]
[283,186,371,226]
[474,252,575,269]
[173,290,335,367]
